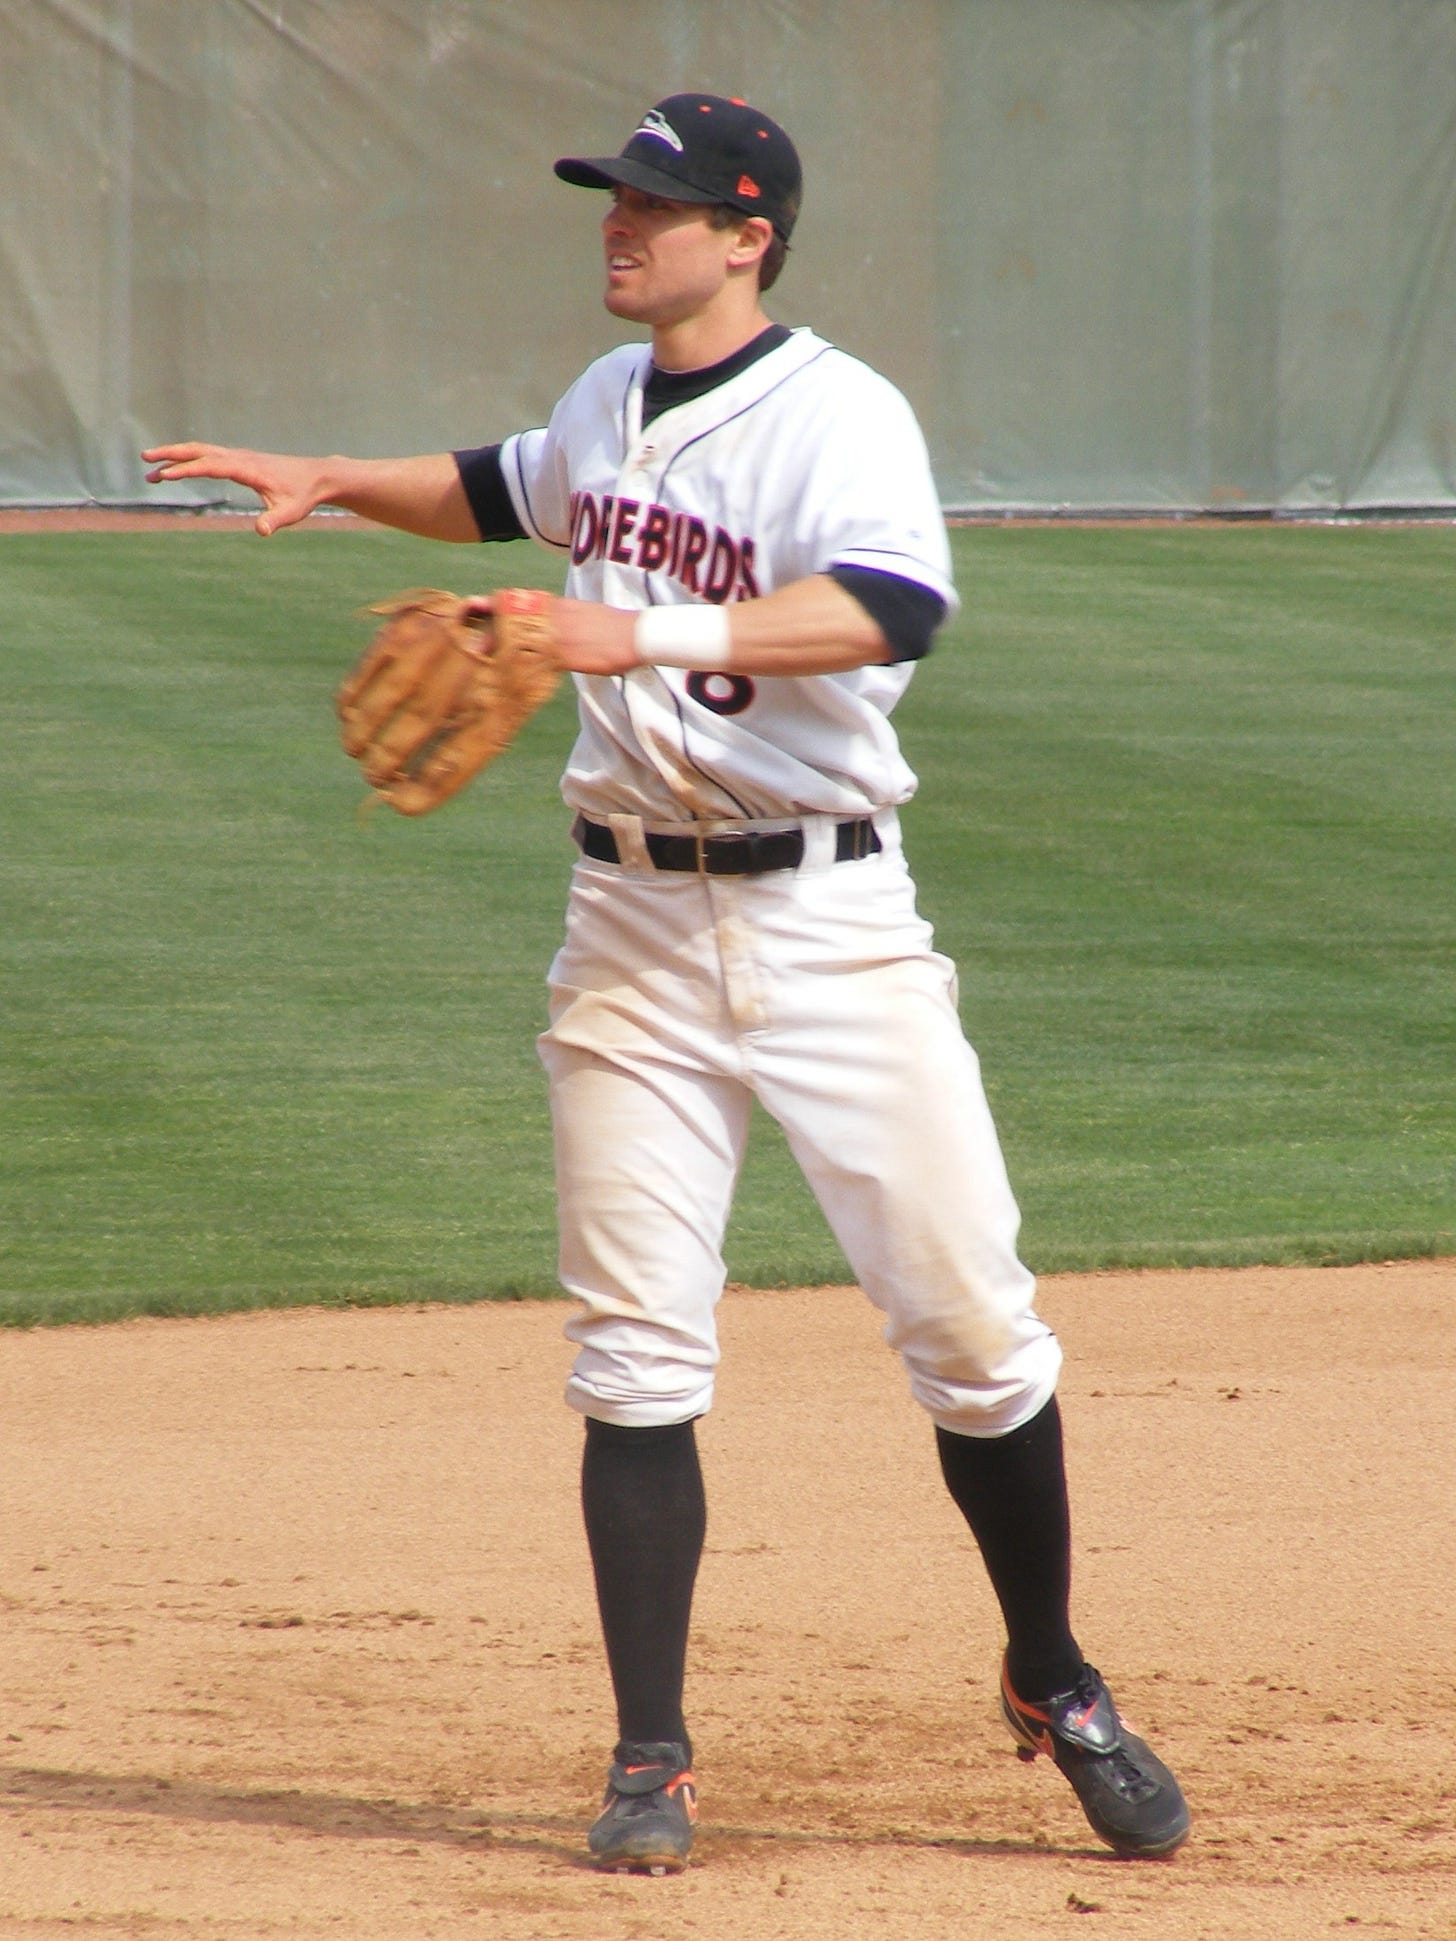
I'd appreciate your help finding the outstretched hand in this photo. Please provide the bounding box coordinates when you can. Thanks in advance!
[142,443,330,537]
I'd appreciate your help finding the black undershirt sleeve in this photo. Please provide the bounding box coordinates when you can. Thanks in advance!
[452,444,527,542]
[827,565,947,663]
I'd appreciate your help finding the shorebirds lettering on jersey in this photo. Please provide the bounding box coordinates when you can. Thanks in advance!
[498,328,956,821]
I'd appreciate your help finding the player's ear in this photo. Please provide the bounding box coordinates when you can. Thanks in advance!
[726,215,774,276]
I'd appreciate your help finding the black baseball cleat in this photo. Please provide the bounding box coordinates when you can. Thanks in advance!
[1000,1658,1191,1859]
[587,1740,698,1874]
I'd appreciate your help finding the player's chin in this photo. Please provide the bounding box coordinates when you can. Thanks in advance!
[603,279,648,320]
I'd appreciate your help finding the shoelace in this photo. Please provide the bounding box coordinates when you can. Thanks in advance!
[1101,1745,1163,1801]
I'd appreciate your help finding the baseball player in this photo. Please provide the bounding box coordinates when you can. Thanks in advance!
[144,92,1189,1875]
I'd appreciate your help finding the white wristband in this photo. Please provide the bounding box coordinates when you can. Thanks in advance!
[634,604,733,670]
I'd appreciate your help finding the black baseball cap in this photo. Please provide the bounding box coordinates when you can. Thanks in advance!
[555,93,802,243]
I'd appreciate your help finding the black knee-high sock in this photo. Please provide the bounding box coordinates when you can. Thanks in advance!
[581,1416,705,1756]
[935,1395,1084,1701]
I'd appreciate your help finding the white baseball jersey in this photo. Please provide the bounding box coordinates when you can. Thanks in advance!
[497,327,958,824]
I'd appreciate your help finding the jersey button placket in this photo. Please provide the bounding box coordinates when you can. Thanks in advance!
[604,447,658,606]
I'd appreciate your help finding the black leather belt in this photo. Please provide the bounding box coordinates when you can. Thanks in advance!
[572,814,882,875]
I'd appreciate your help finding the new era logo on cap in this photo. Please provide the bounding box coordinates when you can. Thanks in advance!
[556,92,802,242]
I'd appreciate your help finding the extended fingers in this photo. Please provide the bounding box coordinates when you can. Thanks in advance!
[141,442,203,467]
[142,442,234,483]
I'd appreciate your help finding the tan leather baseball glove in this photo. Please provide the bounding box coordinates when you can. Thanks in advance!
[336,587,560,815]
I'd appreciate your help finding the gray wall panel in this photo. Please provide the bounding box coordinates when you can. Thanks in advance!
[2,0,1451,512]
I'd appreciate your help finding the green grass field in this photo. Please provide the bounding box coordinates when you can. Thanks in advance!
[2,523,1451,1325]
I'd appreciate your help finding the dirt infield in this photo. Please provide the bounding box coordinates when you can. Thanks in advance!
[2,1261,1453,1939]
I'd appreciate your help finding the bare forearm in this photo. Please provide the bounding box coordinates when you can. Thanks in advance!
[720,575,891,673]
[143,442,480,541]
[320,453,480,541]
[543,574,893,677]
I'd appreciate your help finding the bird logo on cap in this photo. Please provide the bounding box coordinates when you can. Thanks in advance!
[635,107,684,152]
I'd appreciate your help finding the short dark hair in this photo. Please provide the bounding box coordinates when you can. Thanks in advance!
[709,204,789,292]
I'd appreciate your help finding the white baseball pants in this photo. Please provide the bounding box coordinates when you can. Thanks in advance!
[538,814,1062,1437]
